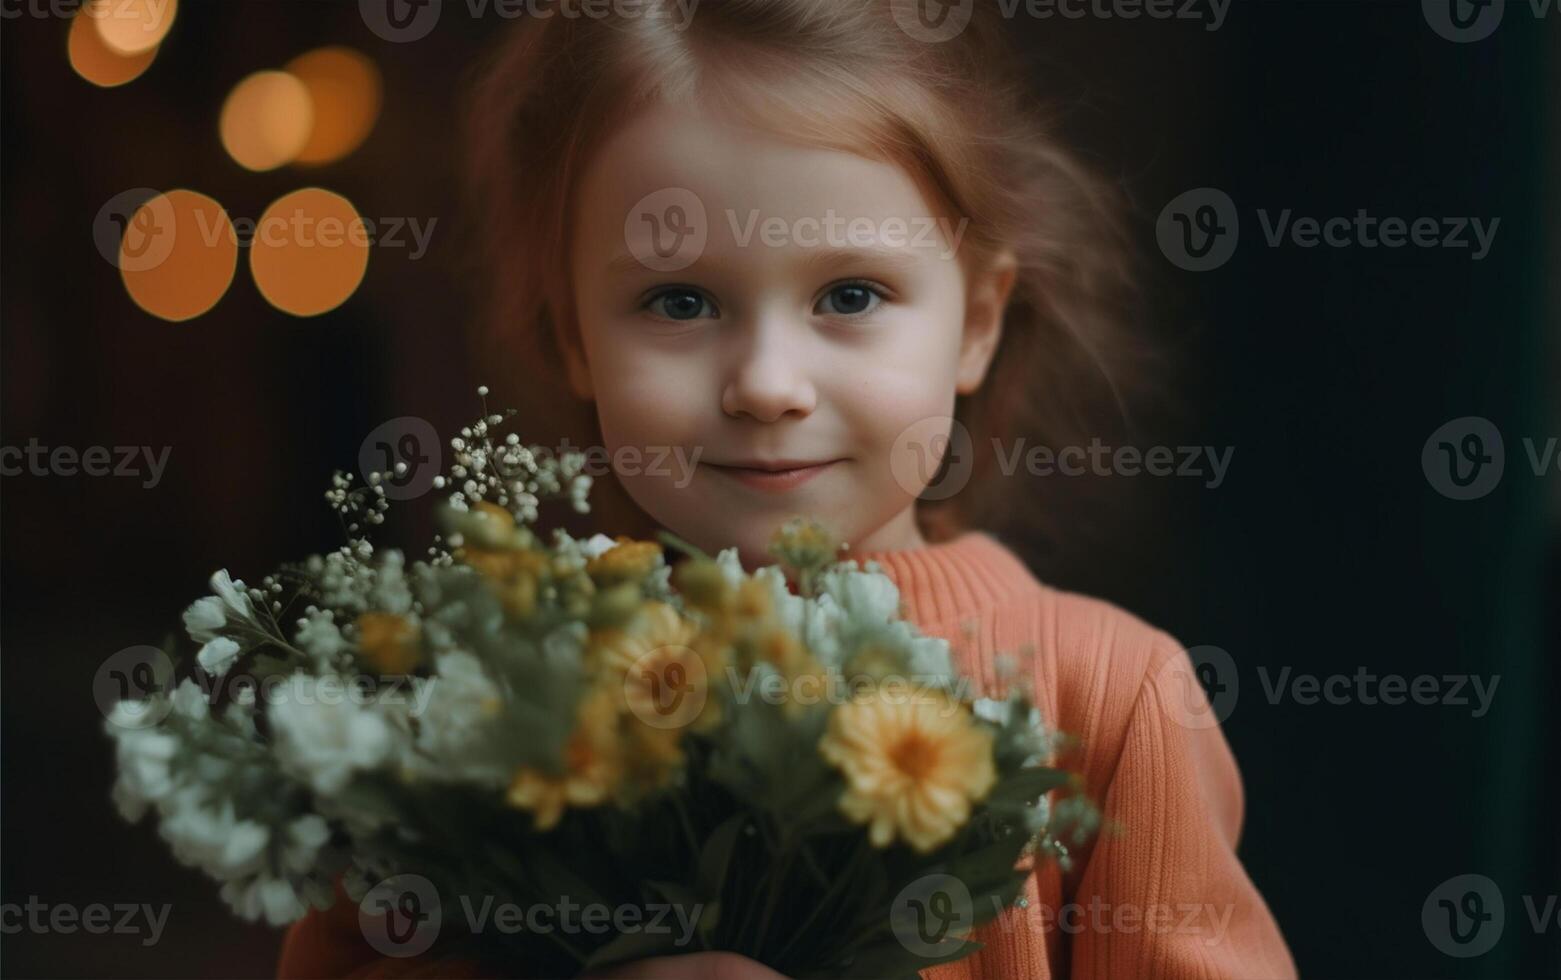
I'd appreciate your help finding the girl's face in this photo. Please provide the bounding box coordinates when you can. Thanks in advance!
[565,100,1012,568]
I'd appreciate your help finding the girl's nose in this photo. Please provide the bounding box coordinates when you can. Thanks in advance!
[720,319,818,423]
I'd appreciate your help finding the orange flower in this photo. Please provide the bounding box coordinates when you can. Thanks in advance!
[355,612,421,675]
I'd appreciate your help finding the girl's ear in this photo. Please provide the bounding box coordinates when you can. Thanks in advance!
[549,306,595,401]
[956,249,1018,395]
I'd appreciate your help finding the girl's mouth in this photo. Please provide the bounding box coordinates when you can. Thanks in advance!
[705,459,843,492]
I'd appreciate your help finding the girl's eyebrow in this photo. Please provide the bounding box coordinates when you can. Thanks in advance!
[795,244,926,275]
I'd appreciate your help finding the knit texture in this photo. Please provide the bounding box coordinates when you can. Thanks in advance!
[276,530,1296,979]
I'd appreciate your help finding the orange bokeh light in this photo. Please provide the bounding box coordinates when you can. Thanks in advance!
[220,71,314,172]
[249,188,370,317]
[68,9,158,87]
[285,47,383,166]
[89,0,177,56]
[119,190,238,322]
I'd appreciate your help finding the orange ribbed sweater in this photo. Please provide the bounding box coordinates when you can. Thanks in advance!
[276,531,1296,979]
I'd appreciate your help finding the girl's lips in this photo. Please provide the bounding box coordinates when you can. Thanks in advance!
[707,460,842,492]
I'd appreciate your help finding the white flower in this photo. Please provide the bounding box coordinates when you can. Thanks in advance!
[370,550,413,614]
[715,547,745,588]
[197,637,241,678]
[268,676,396,796]
[972,697,1010,726]
[1025,793,1052,834]
[183,570,256,643]
[821,568,902,626]
[170,679,211,721]
[182,597,227,644]
[579,533,619,559]
[900,631,956,688]
[220,876,309,926]
[294,610,345,664]
[156,789,268,883]
[413,651,505,783]
[210,569,255,619]
[109,728,179,820]
[280,814,331,875]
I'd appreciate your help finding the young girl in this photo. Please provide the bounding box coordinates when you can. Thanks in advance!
[280,1,1296,976]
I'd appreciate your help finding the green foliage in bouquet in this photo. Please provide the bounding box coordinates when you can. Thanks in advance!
[104,389,1098,978]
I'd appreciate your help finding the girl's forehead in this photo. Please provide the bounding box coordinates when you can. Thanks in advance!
[576,101,941,233]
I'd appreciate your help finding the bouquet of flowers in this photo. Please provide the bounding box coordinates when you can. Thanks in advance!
[104,389,1097,978]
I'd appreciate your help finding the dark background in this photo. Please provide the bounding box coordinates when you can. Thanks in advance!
[3,1,1556,977]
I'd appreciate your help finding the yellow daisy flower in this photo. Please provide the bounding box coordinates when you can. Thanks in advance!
[505,686,620,830]
[819,689,996,854]
[586,538,663,585]
[594,602,719,734]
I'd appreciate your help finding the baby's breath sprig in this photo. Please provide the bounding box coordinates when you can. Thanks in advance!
[324,470,388,561]
[436,385,593,525]
[318,386,595,573]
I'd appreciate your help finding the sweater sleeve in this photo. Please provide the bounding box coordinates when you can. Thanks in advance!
[1066,639,1296,980]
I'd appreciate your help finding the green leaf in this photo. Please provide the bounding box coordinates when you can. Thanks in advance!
[986,766,1071,806]
[696,813,746,900]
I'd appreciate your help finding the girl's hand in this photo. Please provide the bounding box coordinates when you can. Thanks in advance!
[581,951,790,980]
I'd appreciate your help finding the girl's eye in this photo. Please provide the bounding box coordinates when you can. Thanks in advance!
[645,288,716,321]
[815,281,884,317]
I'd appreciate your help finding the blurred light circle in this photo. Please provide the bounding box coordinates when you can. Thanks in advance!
[285,47,382,166]
[250,188,370,317]
[68,9,158,87]
[119,190,238,322]
[220,70,314,172]
[90,0,177,56]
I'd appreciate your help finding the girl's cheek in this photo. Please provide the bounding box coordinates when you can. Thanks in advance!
[593,351,709,453]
